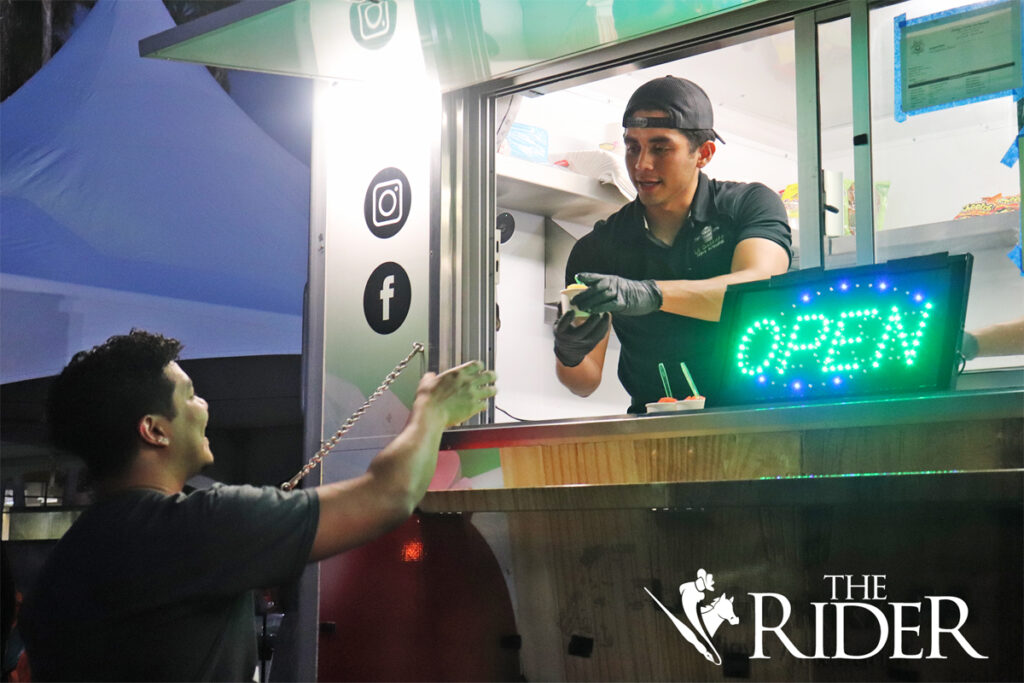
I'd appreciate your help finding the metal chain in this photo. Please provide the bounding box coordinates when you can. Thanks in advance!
[281,342,425,491]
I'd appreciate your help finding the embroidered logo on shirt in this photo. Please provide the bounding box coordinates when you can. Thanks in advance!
[693,224,725,258]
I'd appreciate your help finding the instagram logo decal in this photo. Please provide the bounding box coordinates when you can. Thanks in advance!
[350,0,397,49]
[364,167,411,238]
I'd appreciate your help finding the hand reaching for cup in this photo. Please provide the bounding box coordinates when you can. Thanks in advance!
[416,360,497,426]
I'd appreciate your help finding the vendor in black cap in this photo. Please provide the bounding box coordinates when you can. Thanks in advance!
[554,76,792,412]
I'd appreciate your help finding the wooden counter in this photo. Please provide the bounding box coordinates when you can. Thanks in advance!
[432,387,1023,493]
[412,387,1023,681]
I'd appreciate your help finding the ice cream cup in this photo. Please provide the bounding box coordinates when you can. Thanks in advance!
[560,283,590,319]
[645,396,706,413]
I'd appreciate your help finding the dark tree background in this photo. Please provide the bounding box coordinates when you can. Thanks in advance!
[1,0,239,102]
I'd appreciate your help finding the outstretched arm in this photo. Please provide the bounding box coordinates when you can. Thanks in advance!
[656,238,789,321]
[962,317,1024,359]
[308,361,496,561]
[571,239,789,323]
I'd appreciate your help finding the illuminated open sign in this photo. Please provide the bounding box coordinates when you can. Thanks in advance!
[713,253,972,406]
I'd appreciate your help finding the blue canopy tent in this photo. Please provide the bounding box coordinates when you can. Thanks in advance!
[1,0,309,382]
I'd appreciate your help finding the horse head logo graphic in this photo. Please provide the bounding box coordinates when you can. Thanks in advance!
[645,568,739,665]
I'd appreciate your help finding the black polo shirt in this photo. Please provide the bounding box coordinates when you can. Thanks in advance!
[565,172,791,412]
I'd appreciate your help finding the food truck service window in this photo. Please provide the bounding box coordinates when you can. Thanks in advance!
[474,1,1021,424]
[488,18,803,422]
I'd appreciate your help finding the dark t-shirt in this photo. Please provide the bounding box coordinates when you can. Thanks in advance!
[566,172,792,412]
[21,484,319,682]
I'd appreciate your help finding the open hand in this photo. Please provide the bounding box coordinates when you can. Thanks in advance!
[416,361,497,426]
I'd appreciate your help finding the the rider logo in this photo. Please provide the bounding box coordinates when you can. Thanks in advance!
[646,570,989,662]
[364,167,411,238]
[363,262,411,334]
[350,0,397,49]
[645,568,738,665]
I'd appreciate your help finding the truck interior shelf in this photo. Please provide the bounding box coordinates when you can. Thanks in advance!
[496,155,629,227]
[823,210,1020,264]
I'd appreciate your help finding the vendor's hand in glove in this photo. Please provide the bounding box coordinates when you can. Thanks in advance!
[553,311,610,367]
[571,273,663,316]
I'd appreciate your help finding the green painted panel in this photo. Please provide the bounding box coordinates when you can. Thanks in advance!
[148,2,318,77]
[144,0,765,89]
[458,447,501,478]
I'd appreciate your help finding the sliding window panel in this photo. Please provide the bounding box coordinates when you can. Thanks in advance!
[869,0,1023,371]
[818,15,860,270]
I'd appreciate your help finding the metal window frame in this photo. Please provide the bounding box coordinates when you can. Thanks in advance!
[437,1,883,415]
[851,0,877,265]
[796,11,825,270]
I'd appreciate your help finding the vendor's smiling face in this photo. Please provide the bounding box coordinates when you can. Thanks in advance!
[624,109,713,215]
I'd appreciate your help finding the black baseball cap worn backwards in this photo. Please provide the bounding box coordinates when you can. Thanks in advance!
[622,75,725,144]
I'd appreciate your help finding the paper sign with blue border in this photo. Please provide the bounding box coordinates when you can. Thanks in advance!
[894,0,1023,121]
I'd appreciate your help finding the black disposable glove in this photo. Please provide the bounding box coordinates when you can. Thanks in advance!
[553,311,610,367]
[572,272,662,316]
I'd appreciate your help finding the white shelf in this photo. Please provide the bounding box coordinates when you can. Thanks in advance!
[496,155,630,226]
[808,210,1021,268]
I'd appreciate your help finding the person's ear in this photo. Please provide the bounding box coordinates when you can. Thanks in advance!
[696,140,715,167]
[138,415,170,447]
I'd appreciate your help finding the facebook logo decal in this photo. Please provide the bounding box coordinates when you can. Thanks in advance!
[363,262,411,334]
[379,275,396,320]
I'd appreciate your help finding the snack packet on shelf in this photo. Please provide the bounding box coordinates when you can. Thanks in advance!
[954,193,1020,220]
